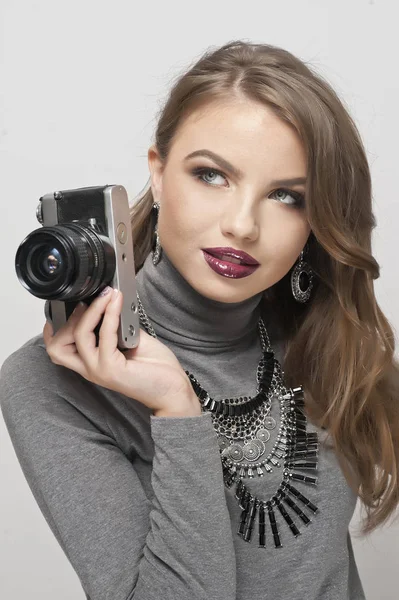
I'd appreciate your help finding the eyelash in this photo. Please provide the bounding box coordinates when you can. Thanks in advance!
[191,166,305,209]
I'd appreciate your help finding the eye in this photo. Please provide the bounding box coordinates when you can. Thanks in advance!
[191,166,228,186]
[270,188,305,209]
[191,167,305,209]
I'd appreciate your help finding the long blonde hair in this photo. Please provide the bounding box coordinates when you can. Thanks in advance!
[129,40,399,536]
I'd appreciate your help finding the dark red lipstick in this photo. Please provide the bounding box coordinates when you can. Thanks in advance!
[203,247,259,265]
[202,247,260,279]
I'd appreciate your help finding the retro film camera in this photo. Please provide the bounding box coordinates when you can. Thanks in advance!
[15,185,140,350]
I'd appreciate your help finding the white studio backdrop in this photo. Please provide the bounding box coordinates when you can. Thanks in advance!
[0,0,398,598]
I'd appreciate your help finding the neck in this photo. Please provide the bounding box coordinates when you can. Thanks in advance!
[135,249,265,351]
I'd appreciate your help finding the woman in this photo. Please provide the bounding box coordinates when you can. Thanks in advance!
[1,40,398,600]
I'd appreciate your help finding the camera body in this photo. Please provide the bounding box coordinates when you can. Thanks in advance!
[15,185,140,350]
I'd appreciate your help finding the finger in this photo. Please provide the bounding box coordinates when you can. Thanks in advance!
[45,302,87,347]
[98,289,123,363]
[66,293,121,382]
[73,287,116,369]
[43,303,89,376]
[48,344,91,381]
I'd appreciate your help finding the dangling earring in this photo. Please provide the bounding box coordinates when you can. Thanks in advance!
[152,202,162,266]
[291,246,314,303]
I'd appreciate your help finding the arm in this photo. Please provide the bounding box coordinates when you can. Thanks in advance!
[153,394,203,417]
[0,345,236,600]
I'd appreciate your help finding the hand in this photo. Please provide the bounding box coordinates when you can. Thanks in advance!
[42,287,201,415]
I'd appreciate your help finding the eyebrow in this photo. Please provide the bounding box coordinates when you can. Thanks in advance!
[184,149,307,187]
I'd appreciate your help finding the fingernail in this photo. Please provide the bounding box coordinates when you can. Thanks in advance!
[99,286,112,297]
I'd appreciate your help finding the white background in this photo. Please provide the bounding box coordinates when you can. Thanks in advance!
[0,0,398,598]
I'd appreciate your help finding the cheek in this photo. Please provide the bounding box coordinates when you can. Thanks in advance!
[265,218,310,270]
[160,177,210,238]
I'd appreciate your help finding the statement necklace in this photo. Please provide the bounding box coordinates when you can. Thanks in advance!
[136,292,319,548]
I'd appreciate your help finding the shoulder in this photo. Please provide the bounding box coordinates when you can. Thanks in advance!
[0,334,150,447]
[1,333,64,395]
[0,333,106,430]
[1,334,49,385]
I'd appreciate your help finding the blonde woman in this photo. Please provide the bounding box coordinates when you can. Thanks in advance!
[1,40,398,600]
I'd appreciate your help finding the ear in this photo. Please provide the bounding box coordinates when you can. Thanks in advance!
[147,145,165,204]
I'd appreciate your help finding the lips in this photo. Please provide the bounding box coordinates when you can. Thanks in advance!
[203,247,259,266]
[202,251,259,279]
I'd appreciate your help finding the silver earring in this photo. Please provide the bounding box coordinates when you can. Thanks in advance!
[152,202,162,266]
[291,248,314,303]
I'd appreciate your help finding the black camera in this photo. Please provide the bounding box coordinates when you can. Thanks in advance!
[15,184,140,350]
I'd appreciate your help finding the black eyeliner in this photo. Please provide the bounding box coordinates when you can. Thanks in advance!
[191,166,305,208]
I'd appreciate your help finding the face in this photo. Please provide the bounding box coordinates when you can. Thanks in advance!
[147,98,311,304]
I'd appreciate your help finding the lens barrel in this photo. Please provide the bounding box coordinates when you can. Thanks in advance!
[15,223,116,300]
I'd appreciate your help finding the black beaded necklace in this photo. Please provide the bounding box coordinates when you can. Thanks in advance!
[136,291,319,548]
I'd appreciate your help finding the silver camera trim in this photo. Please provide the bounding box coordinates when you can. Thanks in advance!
[41,185,139,350]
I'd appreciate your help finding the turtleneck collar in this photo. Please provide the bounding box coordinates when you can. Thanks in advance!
[135,249,265,351]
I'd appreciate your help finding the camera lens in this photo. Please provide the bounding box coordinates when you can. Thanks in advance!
[15,223,116,300]
[31,245,64,279]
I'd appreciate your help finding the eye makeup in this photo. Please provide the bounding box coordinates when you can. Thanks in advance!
[190,166,306,209]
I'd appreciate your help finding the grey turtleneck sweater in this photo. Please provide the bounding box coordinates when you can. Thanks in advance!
[0,248,366,600]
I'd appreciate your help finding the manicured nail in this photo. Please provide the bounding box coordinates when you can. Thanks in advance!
[99,286,112,297]
[112,288,120,301]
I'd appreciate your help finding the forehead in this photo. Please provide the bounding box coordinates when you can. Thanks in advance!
[170,98,306,171]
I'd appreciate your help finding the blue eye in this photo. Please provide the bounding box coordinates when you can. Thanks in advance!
[271,188,305,209]
[191,167,227,186]
[191,166,305,209]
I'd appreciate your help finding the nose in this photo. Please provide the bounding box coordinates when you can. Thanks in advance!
[219,199,260,242]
